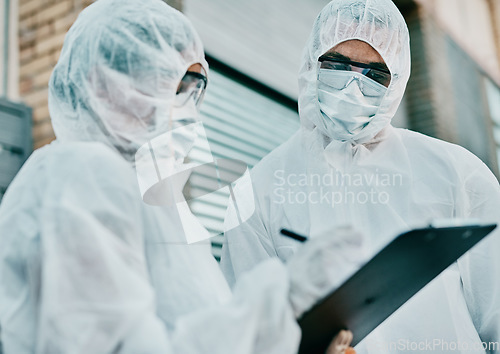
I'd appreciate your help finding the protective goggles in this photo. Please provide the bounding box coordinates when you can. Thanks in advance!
[175,71,208,108]
[318,68,387,98]
[318,55,391,88]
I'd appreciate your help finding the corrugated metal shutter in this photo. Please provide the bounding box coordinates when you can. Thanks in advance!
[185,0,328,100]
[0,98,32,202]
[187,68,300,260]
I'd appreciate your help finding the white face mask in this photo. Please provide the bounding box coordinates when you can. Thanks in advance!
[135,97,202,205]
[317,69,387,140]
[168,97,200,158]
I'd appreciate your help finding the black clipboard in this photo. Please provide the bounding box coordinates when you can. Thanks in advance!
[297,224,497,354]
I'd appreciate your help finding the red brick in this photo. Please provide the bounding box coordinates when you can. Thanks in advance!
[32,67,54,88]
[20,46,35,64]
[54,11,79,33]
[19,0,44,19]
[20,54,52,77]
[22,87,49,108]
[37,1,72,25]
[33,120,55,147]
[36,22,55,41]
[20,78,33,94]
[33,104,50,123]
[35,32,67,55]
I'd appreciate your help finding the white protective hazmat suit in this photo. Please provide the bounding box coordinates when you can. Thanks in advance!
[0,0,309,352]
[221,0,500,353]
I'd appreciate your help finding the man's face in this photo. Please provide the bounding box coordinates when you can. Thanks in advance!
[320,39,391,87]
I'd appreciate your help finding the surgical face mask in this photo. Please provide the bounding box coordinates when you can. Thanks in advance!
[135,96,202,205]
[100,95,200,163]
[317,68,387,139]
[168,97,200,160]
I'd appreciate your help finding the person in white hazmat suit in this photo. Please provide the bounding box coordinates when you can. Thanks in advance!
[221,0,500,353]
[0,0,359,353]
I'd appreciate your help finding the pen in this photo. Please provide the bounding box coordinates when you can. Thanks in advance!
[280,229,308,242]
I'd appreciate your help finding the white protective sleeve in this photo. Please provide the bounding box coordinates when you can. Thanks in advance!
[34,146,300,354]
[456,156,500,346]
[221,165,367,319]
[220,190,279,288]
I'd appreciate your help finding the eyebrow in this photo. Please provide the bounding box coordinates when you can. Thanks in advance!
[322,51,389,72]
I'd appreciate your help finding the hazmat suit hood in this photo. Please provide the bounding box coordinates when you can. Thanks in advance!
[48,0,208,162]
[298,0,411,144]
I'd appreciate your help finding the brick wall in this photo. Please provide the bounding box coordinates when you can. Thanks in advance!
[403,5,499,173]
[486,0,500,69]
[19,0,85,148]
[419,7,459,144]
[18,0,183,149]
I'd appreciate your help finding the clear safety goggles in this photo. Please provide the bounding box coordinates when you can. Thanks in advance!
[318,68,387,97]
[175,71,208,108]
[318,55,391,89]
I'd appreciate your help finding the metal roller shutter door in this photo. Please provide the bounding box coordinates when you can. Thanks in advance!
[187,68,300,260]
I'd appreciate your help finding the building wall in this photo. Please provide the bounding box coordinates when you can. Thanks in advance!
[0,0,20,99]
[403,3,500,175]
[18,0,89,148]
[484,78,500,172]
[415,0,500,85]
